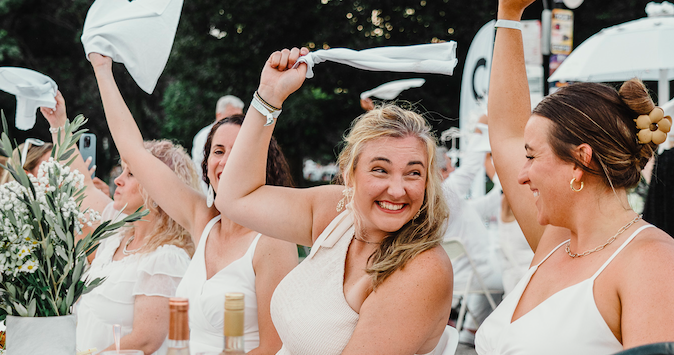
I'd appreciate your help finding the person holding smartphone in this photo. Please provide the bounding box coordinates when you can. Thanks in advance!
[41,91,199,354]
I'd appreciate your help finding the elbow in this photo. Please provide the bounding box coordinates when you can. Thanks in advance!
[135,336,165,355]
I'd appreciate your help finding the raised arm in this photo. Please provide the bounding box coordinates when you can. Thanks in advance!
[488,0,547,251]
[89,53,216,240]
[40,91,111,215]
[216,48,343,246]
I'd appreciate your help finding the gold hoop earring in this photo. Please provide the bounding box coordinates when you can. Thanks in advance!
[570,177,584,192]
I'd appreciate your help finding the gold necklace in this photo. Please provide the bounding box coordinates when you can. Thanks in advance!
[565,214,642,258]
[353,234,382,245]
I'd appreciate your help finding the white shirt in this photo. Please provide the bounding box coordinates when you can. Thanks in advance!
[76,203,190,355]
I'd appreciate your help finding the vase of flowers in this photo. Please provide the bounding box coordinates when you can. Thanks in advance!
[0,113,147,354]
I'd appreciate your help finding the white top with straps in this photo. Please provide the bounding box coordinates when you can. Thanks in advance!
[270,209,457,355]
[175,215,262,354]
[475,224,654,355]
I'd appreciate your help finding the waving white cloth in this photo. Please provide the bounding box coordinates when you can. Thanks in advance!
[81,0,183,94]
[360,78,426,100]
[295,42,458,79]
[0,67,57,130]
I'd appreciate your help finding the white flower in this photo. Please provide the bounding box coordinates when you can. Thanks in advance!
[17,246,31,259]
[19,259,38,273]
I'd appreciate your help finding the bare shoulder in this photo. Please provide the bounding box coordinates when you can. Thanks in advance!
[620,225,674,273]
[615,225,674,346]
[380,245,453,294]
[307,184,346,242]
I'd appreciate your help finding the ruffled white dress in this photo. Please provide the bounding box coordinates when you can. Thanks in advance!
[76,203,191,355]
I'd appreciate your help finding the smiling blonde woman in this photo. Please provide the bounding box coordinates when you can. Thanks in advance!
[217,48,455,355]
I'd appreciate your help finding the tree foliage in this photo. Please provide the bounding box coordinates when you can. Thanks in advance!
[0,0,658,184]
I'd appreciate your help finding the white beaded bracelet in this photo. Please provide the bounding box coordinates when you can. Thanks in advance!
[49,126,64,134]
[494,19,522,31]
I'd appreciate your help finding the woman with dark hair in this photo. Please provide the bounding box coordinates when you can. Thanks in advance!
[89,52,298,355]
[476,0,674,353]
[217,48,455,354]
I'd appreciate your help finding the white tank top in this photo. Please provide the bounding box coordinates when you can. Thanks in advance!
[270,210,454,355]
[175,215,262,354]
[475,224,654,355]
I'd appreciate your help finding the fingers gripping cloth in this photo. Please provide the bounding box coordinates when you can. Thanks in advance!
[81,0,184,94]
[293,42,458,79]
[0,67,57,130]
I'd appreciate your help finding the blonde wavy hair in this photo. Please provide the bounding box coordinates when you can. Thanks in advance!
[125,140,199,257]
[336,104,449,289]
[0,142,53,184]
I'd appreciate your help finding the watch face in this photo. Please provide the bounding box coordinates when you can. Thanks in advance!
[562,0,583,9]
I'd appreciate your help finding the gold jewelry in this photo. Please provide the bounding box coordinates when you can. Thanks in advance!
[570,177,584,192]
[635,107,672,145]
[414,209,421,219]
[565,214,642,258]
[353,234,382,245]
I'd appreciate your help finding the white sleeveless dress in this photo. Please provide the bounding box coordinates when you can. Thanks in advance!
[475,225,654,355]
[175,215,262,354]
[270,210,457,355]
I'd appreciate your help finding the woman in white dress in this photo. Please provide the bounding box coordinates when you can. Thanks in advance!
[88,52,298,355]
[40,92,198,354]
[217,48,454,354]
[476,0,674,353]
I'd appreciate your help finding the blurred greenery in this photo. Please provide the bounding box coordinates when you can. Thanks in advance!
[0,0,661,185]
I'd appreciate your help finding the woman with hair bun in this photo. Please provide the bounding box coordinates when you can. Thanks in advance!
[217,48,454,354]
[476,0,674,353]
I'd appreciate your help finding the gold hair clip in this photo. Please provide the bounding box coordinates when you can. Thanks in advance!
[635,107,672,145]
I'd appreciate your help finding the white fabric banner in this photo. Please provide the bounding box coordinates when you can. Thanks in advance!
[459,20,494,132]
[295,42,458,79]
[0,67,57,130]
[81,0,183,94]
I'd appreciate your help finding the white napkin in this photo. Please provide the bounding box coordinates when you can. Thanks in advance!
[0,67,57,130]
[360,78,426,100]
[81,0,184,94]
[295,42,458,79]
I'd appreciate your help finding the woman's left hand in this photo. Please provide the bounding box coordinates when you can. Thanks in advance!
[257,47,309,108]
[40,90,67,128]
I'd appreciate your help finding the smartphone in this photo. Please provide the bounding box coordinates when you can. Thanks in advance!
[79,133,96,178]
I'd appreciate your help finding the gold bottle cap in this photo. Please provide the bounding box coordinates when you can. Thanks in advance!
[224,293,244,311]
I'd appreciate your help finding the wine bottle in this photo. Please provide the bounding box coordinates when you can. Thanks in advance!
[222,292,245,354]
[167,297,190,355]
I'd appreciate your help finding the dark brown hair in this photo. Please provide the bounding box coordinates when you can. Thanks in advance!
[533,79,657,189]
[201,114,294,188]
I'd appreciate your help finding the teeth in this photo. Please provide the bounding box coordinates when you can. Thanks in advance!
[378,201,404,211]
[533,191,540,197]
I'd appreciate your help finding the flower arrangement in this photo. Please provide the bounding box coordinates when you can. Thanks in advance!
[0,113,147,322]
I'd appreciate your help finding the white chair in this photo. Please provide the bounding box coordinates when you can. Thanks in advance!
[442,238,499,332]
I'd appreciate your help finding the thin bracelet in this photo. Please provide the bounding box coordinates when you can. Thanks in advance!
[494,19,522,31]
[49,126,64,134]
[250,93,282,126]
[254,91,281,111]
